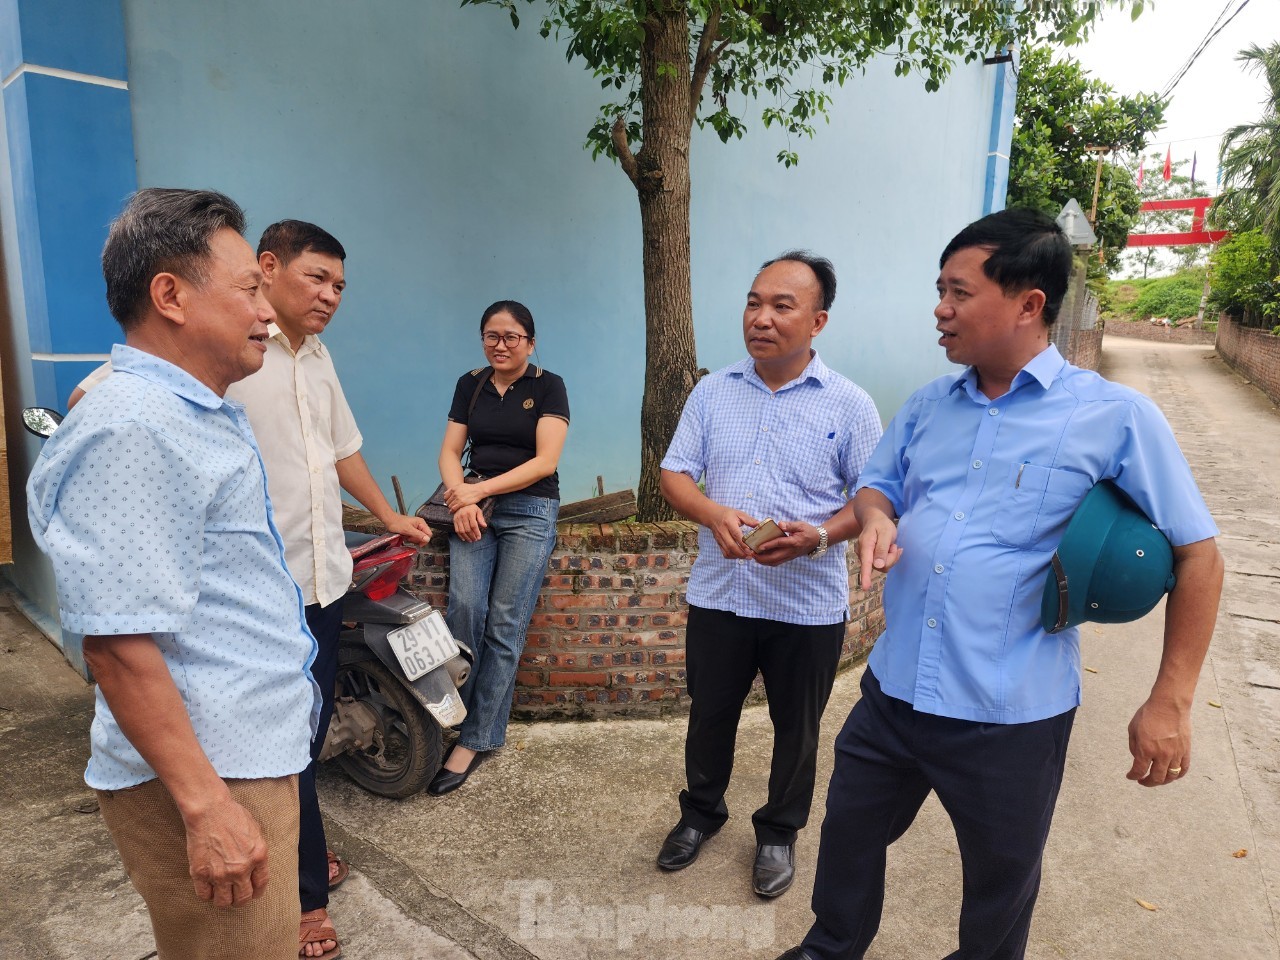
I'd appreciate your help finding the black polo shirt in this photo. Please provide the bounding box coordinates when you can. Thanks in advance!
[448,365,570,500]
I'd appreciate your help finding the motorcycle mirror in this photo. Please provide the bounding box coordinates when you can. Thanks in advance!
[22,407,63,438]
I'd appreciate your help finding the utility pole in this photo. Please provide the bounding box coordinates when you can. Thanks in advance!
[1086,146,1112,225]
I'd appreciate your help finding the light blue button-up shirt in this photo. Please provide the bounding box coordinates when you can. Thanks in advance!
[860,345,1217,724]
[28,345,321,790]
[663,353,882,626]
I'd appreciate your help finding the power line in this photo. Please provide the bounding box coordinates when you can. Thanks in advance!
[1158,0,1252,103]
[1101,0,1252,158]
[1156,0,1235,100]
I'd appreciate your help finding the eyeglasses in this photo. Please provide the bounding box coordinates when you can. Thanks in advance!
[482,332,530,347]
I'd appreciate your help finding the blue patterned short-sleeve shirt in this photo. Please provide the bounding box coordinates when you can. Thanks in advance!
[28,345,321,790]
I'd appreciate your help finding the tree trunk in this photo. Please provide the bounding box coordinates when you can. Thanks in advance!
[631,7,700,522]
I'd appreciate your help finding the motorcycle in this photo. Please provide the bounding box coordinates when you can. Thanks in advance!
[321,529,472,797]
[22,406,470,799]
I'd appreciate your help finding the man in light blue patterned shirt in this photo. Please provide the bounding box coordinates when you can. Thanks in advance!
[777,209,1224,960]
[28,189,320,960]
[657,251,882,899]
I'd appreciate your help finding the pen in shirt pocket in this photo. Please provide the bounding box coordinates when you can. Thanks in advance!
[1016,461,1029,488]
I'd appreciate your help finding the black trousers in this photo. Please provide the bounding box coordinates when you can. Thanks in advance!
[679,604,845,846]
[801,669,1076,960]
[298,598,344,913]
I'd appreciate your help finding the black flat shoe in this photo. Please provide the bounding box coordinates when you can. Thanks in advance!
[656,821,718,871]
[752,842,795,898]
[426,748,487,796]
[773,949,811,960]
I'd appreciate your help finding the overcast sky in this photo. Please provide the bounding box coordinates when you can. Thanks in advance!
[1069,0,1279,184]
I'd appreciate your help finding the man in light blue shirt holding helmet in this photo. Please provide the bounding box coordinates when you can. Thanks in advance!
[777,208,1224,960]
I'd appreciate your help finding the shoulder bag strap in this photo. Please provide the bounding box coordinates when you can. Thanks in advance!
[462,366,492,472]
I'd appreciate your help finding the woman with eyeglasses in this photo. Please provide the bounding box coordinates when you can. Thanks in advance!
[428,300,570,795]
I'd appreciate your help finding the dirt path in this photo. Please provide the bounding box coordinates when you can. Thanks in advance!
[1102,337,1280,941]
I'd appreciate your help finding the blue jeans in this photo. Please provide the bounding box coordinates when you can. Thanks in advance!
[446,492,558,751]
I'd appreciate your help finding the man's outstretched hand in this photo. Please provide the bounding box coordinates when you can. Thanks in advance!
[856,512,903,591]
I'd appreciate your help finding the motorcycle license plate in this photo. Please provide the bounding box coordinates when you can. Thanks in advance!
[388,610,459,682]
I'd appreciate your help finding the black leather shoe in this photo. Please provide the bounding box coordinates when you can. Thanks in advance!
[773,949,811,960]
[656,822,718,871]
[426,748,487,796]
[752,842,795,897]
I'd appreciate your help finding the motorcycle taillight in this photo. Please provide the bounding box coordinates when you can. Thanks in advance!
[351,545,417,601]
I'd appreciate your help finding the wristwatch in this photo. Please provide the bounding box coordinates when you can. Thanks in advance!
[809,525,829,558]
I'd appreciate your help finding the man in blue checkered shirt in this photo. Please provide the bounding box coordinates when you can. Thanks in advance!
[656,251,883,898]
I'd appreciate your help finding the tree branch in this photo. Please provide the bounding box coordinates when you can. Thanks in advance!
[690,10,725,115]
[612,115,640,187]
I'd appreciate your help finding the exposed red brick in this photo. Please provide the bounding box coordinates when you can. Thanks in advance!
[1217,315,1280,409]
[1104,319,1217,346]
[528,613,579,628]
[400,516,883,719]
[549,594,611,609]
[549,671,609,687]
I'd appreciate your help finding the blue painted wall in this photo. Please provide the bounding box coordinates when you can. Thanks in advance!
[5,0,1008,670]
[0,0,128,79]
[3,1,1006,662]
[0,0,135,672]
[24,73,135,353]
[118,0,1000,509]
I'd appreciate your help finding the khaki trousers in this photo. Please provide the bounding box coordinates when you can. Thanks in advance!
[97,775,300,960]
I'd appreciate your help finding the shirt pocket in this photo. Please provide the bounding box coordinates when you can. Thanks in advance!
[990,462,1093,549]
[782,429,840,487]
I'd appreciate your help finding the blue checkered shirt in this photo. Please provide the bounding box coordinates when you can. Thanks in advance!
[662,353,882,625]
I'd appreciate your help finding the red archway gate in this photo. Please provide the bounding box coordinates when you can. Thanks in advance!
[1126,197,1229,247]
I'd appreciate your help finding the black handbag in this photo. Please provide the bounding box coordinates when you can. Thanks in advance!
[417,475,496,530]
[417,368,497,531]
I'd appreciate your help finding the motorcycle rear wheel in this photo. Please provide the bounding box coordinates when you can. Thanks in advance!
[333,658,442,798]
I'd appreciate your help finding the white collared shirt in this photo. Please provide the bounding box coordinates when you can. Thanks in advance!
[225,325,362,606]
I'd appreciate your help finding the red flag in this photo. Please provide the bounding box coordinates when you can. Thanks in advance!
[1137,158,1144,187]
[1163,145,1172,181]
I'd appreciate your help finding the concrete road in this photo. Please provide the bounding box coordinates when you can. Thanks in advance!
[4,335,1279,959]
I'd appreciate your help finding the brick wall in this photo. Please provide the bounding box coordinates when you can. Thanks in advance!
[407,521,886,720]
[1072,329,1103,371]
[1216,315,1280,408]
[1103,319,1217,345]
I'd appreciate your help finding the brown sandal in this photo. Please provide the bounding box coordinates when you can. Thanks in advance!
[299,908,342,960]
[327,849,349,890]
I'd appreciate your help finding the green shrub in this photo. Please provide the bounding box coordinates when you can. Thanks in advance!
[1131,269,1206,321]
[1209,230,1280,328]
[1103,280,1147,320]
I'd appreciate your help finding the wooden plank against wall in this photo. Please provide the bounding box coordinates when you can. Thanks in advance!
[556,489,637,524]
